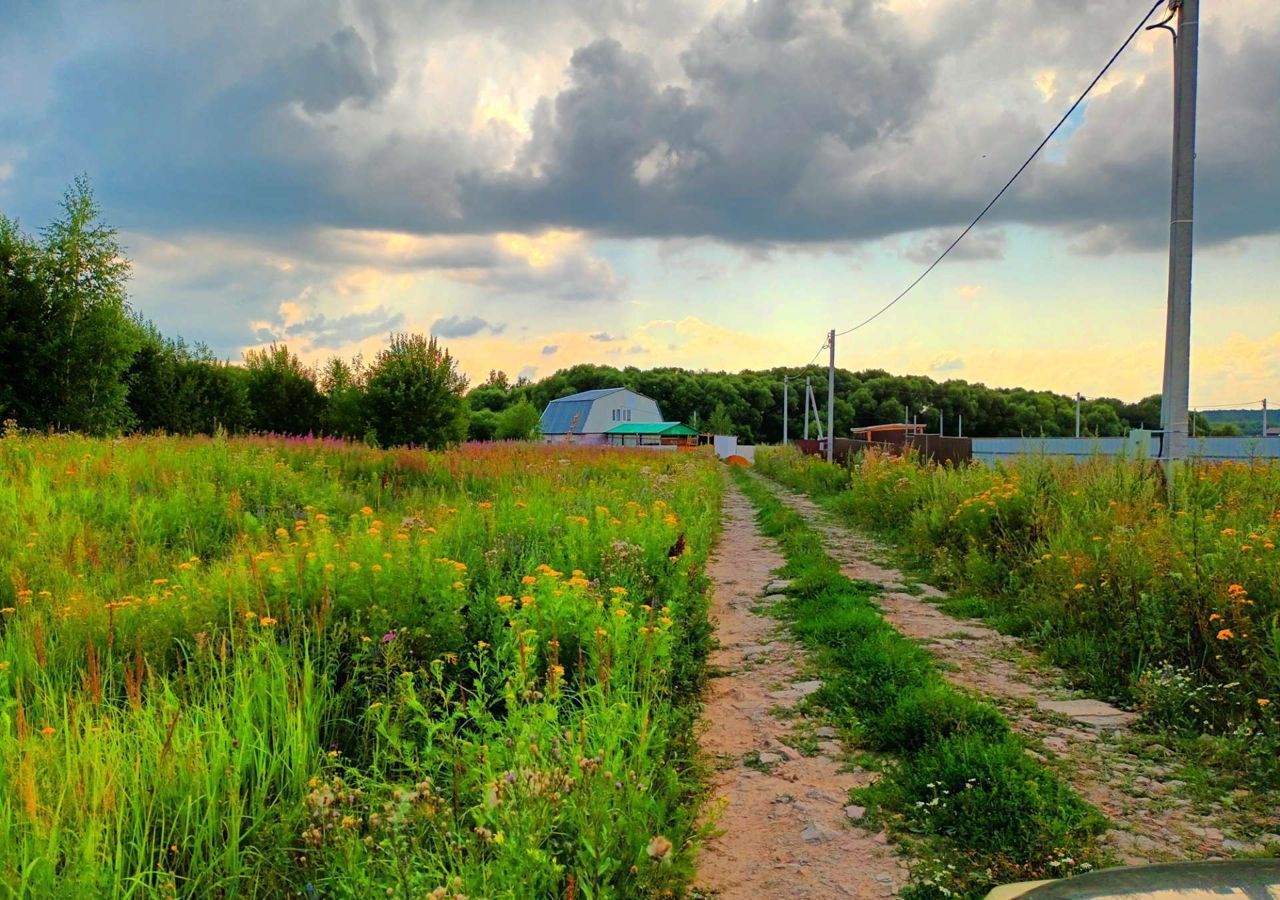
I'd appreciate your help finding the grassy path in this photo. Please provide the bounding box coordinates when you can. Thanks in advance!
[753,472,1274,866]
[695,479,907,898]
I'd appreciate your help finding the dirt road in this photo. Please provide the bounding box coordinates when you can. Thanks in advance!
[695,480,907,898]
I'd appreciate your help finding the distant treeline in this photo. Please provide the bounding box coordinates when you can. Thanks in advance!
[2,179,1234,447]
[1200,409,1268,437]
[479,364,1233,444]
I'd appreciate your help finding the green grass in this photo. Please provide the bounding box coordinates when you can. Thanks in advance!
[0,435,724,898]
[755,446,1280,790]
[732,468,1107,898]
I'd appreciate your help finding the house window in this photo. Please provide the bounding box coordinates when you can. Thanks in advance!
[625,409,631,422]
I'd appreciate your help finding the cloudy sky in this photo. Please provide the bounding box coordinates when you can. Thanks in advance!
[2,0,1277,403]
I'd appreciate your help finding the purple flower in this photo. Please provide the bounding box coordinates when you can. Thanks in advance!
[381,632,397,643]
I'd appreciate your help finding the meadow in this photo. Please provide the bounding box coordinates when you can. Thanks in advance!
[756,447,1280,785]
[0,433,721,898]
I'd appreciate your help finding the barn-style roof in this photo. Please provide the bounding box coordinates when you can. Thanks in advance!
[539,387,626,434]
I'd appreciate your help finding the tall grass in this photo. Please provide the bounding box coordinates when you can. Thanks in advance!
[757,447,1280,782]
[0,434,722,897]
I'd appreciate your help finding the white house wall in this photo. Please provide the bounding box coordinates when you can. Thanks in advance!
[580,391,663,434]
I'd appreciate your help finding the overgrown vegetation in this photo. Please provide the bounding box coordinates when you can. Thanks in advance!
[756,447,1280,788]
[0,436,720,897]
[732,469,1107,898]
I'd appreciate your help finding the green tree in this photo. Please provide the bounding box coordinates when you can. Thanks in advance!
[243,344,324,435]
[364,333,469,449]
[1,178,140,433]
[707,402,736,436]
[495,397,541,441]
[0,216,49,425]
[319,356,367,439]
[467,408,499,441]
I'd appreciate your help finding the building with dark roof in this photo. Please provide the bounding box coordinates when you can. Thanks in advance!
[538,387,664,443]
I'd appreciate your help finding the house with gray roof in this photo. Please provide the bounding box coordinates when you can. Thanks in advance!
[538,387,664,444]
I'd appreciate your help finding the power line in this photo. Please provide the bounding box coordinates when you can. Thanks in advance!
[830,0,1167,340]
[1192,400,1265,410]
[804,340,828,368]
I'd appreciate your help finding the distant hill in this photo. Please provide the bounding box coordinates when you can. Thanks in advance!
[1200,409,1270,436]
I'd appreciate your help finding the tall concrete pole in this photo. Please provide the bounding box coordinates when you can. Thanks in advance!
[1159,0,1199,472]
[826,330,836,463]
[804,377,811,440]
[1075,393,1082,438]
[782,375,789,446]
[1264,398,1269,437]
[958,413,963,438]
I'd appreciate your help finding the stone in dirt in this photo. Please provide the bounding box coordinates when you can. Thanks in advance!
[1037,698,1136,728]
[757,751,784,765]
[845,805,867,821]
[1043,735,1069,753]
[766,680,823,701]
[800,822,835,843]
[815,726,838,738]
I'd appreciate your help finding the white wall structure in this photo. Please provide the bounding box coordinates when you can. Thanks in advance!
[972,431,1280,464]
[711,435,755,462]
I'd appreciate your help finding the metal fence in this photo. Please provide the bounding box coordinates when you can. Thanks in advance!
[972,434,1280,463]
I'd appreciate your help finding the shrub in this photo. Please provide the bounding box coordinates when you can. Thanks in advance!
[878,733,1105,861]
[865,682,1007,752]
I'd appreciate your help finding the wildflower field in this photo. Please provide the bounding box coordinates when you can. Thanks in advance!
[0,434,720,898]
[756,448,1280,785]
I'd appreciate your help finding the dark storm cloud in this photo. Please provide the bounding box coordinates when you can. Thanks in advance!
[292,308,406,348]
[252,307,405,349]
[904,231,1008,265]
[431,315,507,338]
[2,0,1277,250]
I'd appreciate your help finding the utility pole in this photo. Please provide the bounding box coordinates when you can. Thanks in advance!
[809,384,824,440]
[783,375,789,446]
[804,377,811,440]
[1264,398,1269,437]
[826,330,836,463]
[958,413,963,438]
[940,409,945,437]
[1158,0,1200,473]
[1075,393,1082,439]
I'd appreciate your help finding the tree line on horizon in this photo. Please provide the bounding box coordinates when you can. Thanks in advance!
[2,179,1242,448]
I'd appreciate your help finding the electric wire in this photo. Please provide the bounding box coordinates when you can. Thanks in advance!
[825,0,1168,341]
[1191,400,1265,410]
